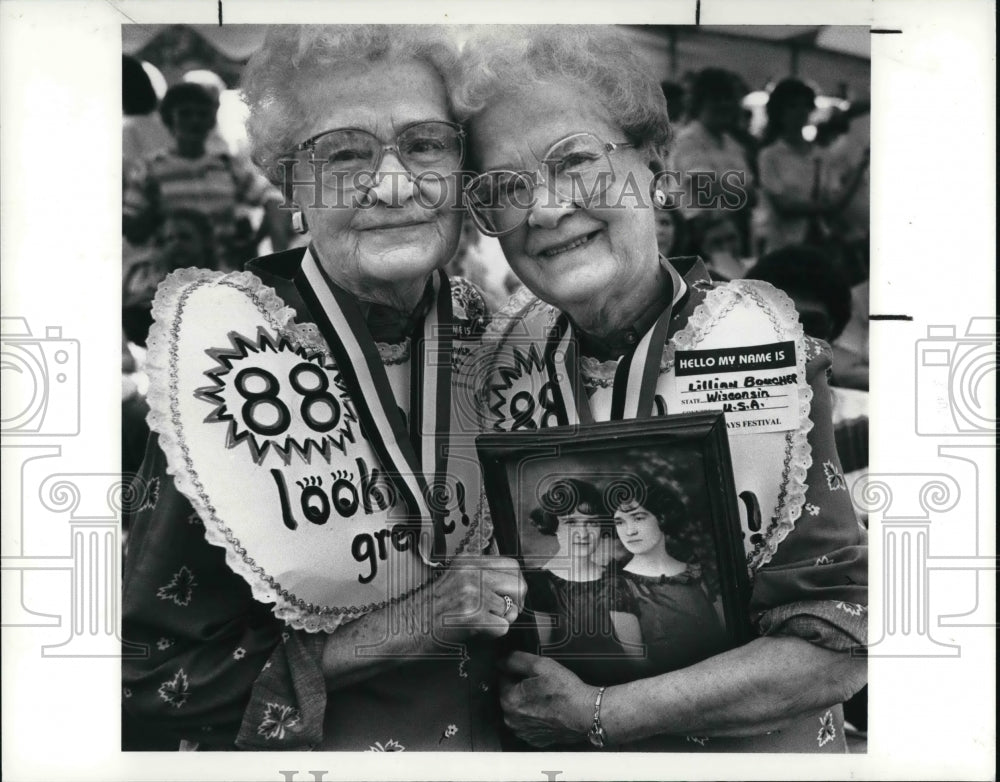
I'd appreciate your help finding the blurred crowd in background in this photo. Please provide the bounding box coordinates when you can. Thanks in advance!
[122,27,871,486]
[659,67,870,397]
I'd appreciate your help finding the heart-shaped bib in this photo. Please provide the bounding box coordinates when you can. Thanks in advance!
[145,268,483,632]
[484,278,813,572]
[659,279,814,571]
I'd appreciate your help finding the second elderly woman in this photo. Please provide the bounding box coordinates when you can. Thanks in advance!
[123,25,524,751]
[457,26,868,752]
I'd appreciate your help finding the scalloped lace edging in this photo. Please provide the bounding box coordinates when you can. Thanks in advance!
[478,279,815,571]
[144,268,487,632]
[667,279,815,572]
[145,268,296,444]
[145,269,327,628]
[762,382,815,571]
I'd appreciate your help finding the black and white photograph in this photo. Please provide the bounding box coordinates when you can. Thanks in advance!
[110,21,873,755]
[477,414,752,696]
[0,3,995,780]
[111,20,875,756]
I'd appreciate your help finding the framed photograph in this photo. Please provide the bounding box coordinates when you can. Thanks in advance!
[477,411,753,687]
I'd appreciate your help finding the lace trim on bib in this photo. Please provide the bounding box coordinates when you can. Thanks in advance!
[146,269,335,627]
[486,280,814,572]
[667,279,814,572]
[479,281,811,569]
[146,268,487,633]
[282,321,411,366]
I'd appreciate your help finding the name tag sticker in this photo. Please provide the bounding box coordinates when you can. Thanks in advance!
[668,340,800,434]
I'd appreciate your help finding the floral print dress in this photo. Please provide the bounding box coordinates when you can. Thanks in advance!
[122,248,499,751]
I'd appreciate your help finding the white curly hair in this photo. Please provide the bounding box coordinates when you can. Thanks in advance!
[451,25,673,161]
[241,25,461,184]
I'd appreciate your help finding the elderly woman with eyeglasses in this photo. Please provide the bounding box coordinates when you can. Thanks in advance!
[122,26,524,751]
[458,26,867,752]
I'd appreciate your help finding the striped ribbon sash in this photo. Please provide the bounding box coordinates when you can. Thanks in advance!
[295,246,453,561]
[544,286,681,425]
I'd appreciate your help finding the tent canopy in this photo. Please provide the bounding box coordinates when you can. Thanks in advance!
[626,25,870,99]
[123,24,870,98]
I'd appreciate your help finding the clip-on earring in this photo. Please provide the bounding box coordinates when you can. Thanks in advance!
[291,210,308,234]
[653,189,667,207]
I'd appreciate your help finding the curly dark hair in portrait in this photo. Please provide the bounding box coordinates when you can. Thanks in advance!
[620,484,696,561]
[530,478,606,536]
[613,465,721,601]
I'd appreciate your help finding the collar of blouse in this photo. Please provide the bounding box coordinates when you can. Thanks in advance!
[574,256,690,361]
[357,277,436,344]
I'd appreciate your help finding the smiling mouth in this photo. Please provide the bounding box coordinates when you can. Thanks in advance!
[539,230,601,258]
[361,221,429,231]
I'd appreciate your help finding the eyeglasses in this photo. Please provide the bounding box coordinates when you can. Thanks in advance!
[292,120,465,190]
[464,132,634,237]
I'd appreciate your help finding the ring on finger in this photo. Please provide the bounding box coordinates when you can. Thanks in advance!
[501,593,515,617]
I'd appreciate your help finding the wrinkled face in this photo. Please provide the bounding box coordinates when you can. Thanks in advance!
[554,512,604,559]
[468,81,661,315]
[614,501,664,556]
[290,59,462,290]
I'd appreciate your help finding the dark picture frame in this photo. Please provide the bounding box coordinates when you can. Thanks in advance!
[477,411,753,686]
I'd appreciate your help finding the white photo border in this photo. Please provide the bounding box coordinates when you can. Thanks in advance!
[0,1,994,780]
